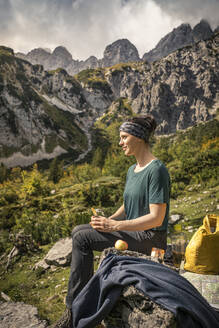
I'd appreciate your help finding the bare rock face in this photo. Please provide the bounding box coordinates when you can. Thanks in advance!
[48,46,73,71]
[192,20,213,42]
[16,39,140,75]
[0,301,48,328]
[16,48,51,66]
[99,248,178,328]
[143,20,213,63]
[17,46,73,72]
[102,39,140,67]
[143,23,193,63]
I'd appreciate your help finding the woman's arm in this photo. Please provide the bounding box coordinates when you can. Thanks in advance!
[90,203,166,232]
[108,204,126,220]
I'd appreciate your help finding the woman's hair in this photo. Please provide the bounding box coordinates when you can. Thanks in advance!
[125,115,157,142]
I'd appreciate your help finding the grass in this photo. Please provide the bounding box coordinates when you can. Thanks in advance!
[0,244,101,325]
[0,244,70,324]
[169,183,219,240]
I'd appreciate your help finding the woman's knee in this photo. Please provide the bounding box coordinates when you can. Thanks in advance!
[71,224,90,237]
[72,228,92,251]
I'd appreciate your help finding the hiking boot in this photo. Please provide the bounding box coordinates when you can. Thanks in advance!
[49,308,73,328]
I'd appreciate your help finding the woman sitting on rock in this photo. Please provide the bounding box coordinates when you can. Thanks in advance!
[51,115,171,328]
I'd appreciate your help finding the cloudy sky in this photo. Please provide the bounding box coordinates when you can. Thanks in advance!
[0,0,218,60]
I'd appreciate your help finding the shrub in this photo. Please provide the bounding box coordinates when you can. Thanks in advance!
[4,190,19,203]
[21,164,51,199]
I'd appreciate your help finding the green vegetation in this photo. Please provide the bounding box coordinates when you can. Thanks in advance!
[75,68,104,83]
[0,118,218,325]
[48,68,68,76]
[107,61,145,77]
[0,47,15,66]
[75,68,112,93]
[0,46,14,56]
[98,98,133,127]
[0,245,71,323]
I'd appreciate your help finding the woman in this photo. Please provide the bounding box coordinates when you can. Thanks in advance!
[52,115,170,328]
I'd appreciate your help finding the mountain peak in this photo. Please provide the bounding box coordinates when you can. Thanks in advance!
[102,38,140,67]
[142,19,213,63]
[192,19,213,42]
[52,46,72,61]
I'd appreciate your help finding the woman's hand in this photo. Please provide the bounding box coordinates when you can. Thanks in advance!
[90,216,115,232]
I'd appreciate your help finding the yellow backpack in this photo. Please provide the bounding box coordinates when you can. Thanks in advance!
[184,214,219,274]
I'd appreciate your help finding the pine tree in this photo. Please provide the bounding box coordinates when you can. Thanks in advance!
[91,147,104,168]
[48,158,64,183]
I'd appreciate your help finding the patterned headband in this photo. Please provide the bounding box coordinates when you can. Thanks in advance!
[119,122,150,141]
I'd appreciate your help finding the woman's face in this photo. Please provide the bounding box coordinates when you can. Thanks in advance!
[119,131,142,156]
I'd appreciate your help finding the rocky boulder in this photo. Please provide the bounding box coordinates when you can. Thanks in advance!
[99,248,178,328]
[0,301,48,328]
[103,285,177,328]
[35,237,72,269]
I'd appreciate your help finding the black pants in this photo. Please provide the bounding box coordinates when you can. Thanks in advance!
[65,223,167,309]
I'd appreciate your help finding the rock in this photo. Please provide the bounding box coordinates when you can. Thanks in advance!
[35,237,72,269]
[142,19,213,63]
[192,20,213,42]
[1,292,11,302]
[34,259,50,270]
[43,237,72,267]
[17,48,51,66]
[0,301,48,328]
[169,214,183,225]
[101,39,140,67]
[103,285,177,328]
[99,248,178,328]
[44,238,72,266]
[143,23,193,63]
[181,272,219,310]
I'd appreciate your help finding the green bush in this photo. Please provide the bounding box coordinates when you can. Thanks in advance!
[4,190,19,203]
[14,208,74,245]
[21,165,51,199]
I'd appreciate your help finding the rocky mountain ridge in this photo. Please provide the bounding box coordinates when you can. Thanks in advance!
[16,39,140,77]
[16,20,216,75]
[143,19,214,62]
[0,32,218,168]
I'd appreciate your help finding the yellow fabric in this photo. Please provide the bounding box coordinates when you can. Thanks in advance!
[184,214,219,274]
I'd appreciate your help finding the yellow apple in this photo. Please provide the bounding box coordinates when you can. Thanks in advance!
[115,239,128,251]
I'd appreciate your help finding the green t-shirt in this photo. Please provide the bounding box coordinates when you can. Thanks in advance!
[123,159,170,231]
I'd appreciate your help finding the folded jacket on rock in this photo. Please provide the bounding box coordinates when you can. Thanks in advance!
[72,253,219,328]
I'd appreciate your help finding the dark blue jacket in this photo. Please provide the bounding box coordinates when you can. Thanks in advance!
[72,253,219,328]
